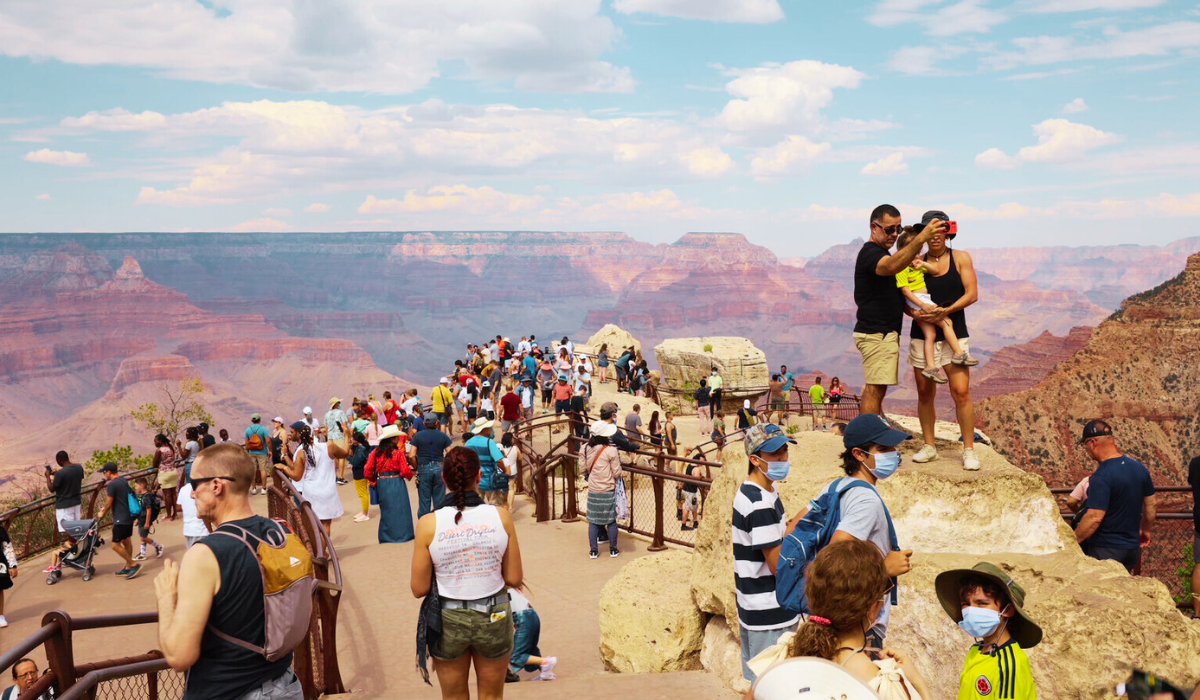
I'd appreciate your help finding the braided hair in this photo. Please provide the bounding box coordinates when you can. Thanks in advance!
[296,424,316,472]
[442,446,480,524]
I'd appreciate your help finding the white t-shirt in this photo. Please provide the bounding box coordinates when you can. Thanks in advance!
[430,504,508,600]
[481,397,494,413]
[179,483,208,538]
[183,440,200,465]
[508,586,532,613]
[504,445,519,476]
[401,397,422,414]
[817,479,895,635]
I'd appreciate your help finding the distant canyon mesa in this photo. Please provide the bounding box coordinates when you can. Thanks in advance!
[1,231,1198,481]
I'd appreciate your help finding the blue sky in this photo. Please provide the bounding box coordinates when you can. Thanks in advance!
[2,0,1199,256]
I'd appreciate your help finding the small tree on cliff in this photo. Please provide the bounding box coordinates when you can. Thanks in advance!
[130,378,214,447]
[85,445,152,477]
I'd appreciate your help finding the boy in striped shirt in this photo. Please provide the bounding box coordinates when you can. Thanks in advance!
[732,423,800,681]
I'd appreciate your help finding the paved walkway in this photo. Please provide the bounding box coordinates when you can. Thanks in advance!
[1,470,737,699]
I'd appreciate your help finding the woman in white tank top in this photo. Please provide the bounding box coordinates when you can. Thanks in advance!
[411,446,524,696]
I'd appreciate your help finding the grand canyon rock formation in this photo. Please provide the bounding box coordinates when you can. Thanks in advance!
[599,432,1200,698]
[977,252,1200,487]
[0,248,417,477]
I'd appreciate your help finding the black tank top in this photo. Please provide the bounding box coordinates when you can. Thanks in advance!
[184,516,293,700]
[910,248,969,342]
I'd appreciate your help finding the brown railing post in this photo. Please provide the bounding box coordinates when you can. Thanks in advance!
[563,419,579,522]
[649,453,667,552]
[147,668,159,700]
[41,610,77,693]
[534,455,550,523]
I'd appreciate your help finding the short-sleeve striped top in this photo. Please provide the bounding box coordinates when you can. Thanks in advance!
[731,481,799,631]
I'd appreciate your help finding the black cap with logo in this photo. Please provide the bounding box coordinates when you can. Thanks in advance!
[1078,419,1113,444]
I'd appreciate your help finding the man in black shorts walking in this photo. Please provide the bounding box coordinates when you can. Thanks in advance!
[94,463,141,579]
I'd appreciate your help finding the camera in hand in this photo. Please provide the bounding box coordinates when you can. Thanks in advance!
[946,221,958,236]
[1117,669,1191,700]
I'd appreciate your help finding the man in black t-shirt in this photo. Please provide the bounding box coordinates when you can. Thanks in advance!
[44,450,85,573]
[155,444,301,700]
[852,203,941,414]
[95,463,140,579]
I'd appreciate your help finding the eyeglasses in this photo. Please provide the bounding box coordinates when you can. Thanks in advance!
[880,582,895,601]
[872,221,902,236]
[16,669,38,679]
[189,475,238,491]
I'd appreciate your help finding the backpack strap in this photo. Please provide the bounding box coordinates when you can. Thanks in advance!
[204,520,290,655]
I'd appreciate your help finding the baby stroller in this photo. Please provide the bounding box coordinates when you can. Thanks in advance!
[46,519,103,585]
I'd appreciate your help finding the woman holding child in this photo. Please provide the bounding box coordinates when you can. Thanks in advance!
[901,209,982,472]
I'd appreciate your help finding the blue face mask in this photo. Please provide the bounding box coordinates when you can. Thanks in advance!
[756,458,791,481]
[959,606,1002,639]
[869,450,901,480]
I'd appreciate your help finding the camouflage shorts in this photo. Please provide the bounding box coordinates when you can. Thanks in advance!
[433,602,514,661]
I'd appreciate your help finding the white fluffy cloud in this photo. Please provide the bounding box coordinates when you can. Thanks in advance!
[887,45,968,75]
[987,21,1200,69]
[303,203,331,213]
[975,119,1122,168]
[718,61,864,134]
[613,0,783,23]
[750,136,832,178]
[681,147,734,176]
[0,0,632,94]
[1061,98,1089,114]
[359,186,541,215]
[23,148,91,166]
[869,0,1006,35]
[231,217,291,232]
[861,152,909,176]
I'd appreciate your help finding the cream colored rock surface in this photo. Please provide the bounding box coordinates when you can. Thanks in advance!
[603,428,1200,698]
[700,616,751,695]
[583,324,642,359]
[655,336,768,389]
[599,549,706,674]
[690,433,1075,625]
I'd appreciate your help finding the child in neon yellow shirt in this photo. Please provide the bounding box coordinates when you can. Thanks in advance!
[894,229,977,385]
[936,563,1041,700]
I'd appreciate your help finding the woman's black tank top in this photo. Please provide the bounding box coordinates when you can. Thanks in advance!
[910,249,969,341]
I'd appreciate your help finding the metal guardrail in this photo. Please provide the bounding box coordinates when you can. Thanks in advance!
[0,465,345,700]
[512,412,723,548]
[1050,485,1194,599]
[0,466,161,563]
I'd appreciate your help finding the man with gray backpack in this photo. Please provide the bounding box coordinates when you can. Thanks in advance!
[154,443,314,700]
[773,414,914,650]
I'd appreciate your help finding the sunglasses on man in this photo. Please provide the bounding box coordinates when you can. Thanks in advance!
[188,475,238,491]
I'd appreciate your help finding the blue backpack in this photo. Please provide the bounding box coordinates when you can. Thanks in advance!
[470,438,508,492]
[775,477,899,615]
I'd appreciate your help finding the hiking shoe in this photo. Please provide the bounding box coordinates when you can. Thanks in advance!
[589,550,598,559]
[963,448,981,471]
[115,567,133,577]
[336,478,348,486]
[610,549,619,559]
[921,367,949,384]
[133,551,147,561]
[537,657,557,681]
[505,670,521,683]
[912,444,939,463]
[125,564,143,580]
[155,544,164,558]
[952,352,980,367]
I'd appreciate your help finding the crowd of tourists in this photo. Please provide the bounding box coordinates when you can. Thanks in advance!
[8,212,1194,700]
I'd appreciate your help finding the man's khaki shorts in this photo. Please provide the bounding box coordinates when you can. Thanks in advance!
[908,338,970,370]
[251,453,271,475]
[853,332,901,386]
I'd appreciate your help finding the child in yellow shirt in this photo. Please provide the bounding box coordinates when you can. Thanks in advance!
[895,229,977,385]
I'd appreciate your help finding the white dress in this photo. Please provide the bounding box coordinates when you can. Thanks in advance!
[293,445,344,521]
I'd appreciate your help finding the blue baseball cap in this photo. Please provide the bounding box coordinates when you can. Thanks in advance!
[744,423,796,456]
[843,414,911,449]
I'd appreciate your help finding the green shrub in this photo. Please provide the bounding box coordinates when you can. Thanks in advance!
[703,343,713,353]
[1176,541,1195,606]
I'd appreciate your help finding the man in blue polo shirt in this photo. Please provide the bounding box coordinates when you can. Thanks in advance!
[779,364,796,422]
[1074,419,1156,572]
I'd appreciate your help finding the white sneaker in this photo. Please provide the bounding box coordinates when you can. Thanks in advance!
[0,615,8,628]
[912,444,939,463]
[536,656,557,681]
[963,448,981,471]
[353,513,369,522]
